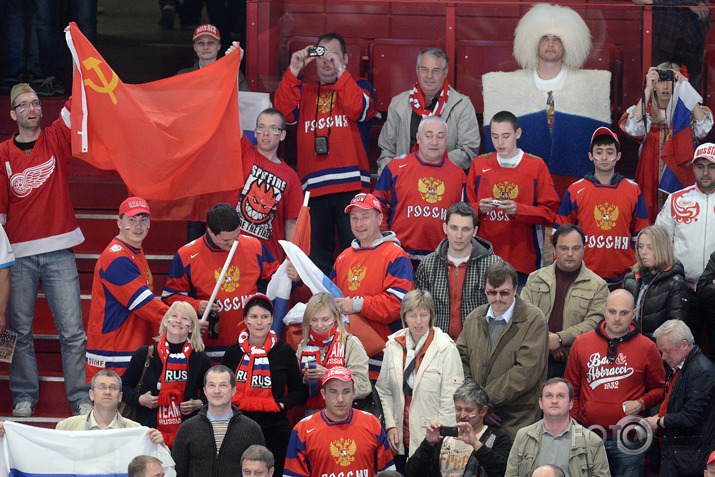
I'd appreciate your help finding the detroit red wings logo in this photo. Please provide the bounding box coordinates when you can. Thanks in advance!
[10,156,55,197]
[241,181,276,225]
[671,195,700,224]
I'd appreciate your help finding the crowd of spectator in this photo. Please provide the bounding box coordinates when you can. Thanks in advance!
[3,2,715,477]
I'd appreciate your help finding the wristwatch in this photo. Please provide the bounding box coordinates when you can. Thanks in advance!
[335,64,347,74]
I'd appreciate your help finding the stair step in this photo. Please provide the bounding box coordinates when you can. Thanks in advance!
[0,374,73,417]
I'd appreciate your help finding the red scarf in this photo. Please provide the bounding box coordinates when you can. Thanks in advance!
[232,325,280,412]
[300,323,345,408]
[156,335,192,448]
[408,81,450,118]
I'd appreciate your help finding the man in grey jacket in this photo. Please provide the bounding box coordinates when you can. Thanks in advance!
[415,202,501,340]
[376,48,480,175]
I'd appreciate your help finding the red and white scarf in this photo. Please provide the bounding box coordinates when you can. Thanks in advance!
[408,80,450,118]
[232,326,280,412]
[156,335,192,448]
[300,323,345,408]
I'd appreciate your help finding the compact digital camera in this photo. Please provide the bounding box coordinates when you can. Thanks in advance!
[308,46,326,57]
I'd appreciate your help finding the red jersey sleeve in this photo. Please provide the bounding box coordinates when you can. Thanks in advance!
[101,254,167,324]
[273,69,302,124]
[284,423,310,477]
[360,253,414,324]
[333,71,378,123]
[162,250,202,312]
[514,161,560,225]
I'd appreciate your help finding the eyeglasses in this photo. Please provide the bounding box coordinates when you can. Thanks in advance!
[418,67,445,76]
[12,101,41,112]
[93,384,120,392]
[485,289,513,297]
[255,126,283,136]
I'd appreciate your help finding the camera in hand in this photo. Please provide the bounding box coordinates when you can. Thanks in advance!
[439,426,459,437]
[208,310,220,339]
[309,46,326,57]
[315,136,329,155]
[657,69,674,82]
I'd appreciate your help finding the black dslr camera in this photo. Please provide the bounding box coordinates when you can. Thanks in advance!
[657,69,674,82]
[308,46,326,57]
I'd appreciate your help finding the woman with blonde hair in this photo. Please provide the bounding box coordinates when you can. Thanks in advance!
[376,289,464,473]
[296,292,371,414]
[619,61,713,221]
[623,225,687,339]
[121,301,212,447]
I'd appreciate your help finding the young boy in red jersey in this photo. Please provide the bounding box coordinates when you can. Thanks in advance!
[554,127,649,286]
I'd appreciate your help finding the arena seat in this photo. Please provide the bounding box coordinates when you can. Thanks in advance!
[454,41,518,114]
[370,39,446,111]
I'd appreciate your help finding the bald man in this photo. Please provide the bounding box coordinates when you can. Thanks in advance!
[564,289,664,476]
[532,465,565,477]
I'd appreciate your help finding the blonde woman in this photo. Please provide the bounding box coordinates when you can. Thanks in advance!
[622,225,687,339]
[296,292,371,414]
[121,301,212,447]
[619,62,713,221]
[376,289,464,472]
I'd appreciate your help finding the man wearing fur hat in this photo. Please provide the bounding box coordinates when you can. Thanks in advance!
[0,84,91,417]
[482,3,611,190]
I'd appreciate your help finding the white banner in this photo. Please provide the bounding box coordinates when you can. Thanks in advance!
[0,421,175,477]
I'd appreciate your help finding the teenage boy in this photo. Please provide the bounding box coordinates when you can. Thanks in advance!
[554,127,649,286]
[467,110,559,288]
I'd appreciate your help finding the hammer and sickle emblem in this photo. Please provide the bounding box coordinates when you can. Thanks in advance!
[82,57,119,104]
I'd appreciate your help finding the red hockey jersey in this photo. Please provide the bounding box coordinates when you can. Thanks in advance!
[86,237,167,381]
[273,69,376,197]
[555,173,649,284]
[373,152,466,262]
[284,408,395,477]
[0,101,83,257]
[467,151,559,275]
[162,234,279,360]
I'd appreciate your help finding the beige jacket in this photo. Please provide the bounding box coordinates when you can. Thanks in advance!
[520,262,608,346]
[456,296,548,440]
[376,327,464,456]
[505,419,611,477]
[56,410,141,430]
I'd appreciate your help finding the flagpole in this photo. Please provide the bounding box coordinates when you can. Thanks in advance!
[200,240,239,323]
[303,191,310,208]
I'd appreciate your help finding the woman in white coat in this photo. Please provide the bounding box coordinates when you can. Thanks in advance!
[376,289,464,472]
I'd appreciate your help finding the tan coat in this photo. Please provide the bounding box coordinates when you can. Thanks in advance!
[456,296,548,440]
[520,262,608,346]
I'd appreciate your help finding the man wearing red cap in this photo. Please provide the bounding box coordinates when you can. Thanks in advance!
[284,366,395,477]
[85,197,169,382]
[1,83,90,417]
[177,24,249,91]
[555,127,649,287]
[656,143,715,360]
[332,193,413,380]
[706,450,715,476]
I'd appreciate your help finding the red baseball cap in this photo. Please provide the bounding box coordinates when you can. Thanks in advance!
[708,450,715,466]
[693,143,715,164]
[323,366,354,384]
[119,197,151,217]
[192,24,220,42]
[590,126,620,148]
[344,193,382,214]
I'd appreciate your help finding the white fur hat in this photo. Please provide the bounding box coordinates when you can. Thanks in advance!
[513,3,592,70]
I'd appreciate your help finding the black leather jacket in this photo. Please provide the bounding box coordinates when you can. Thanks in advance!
[622,260,687,339]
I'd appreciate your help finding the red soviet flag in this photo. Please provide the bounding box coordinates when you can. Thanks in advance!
[66,23,243,201]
